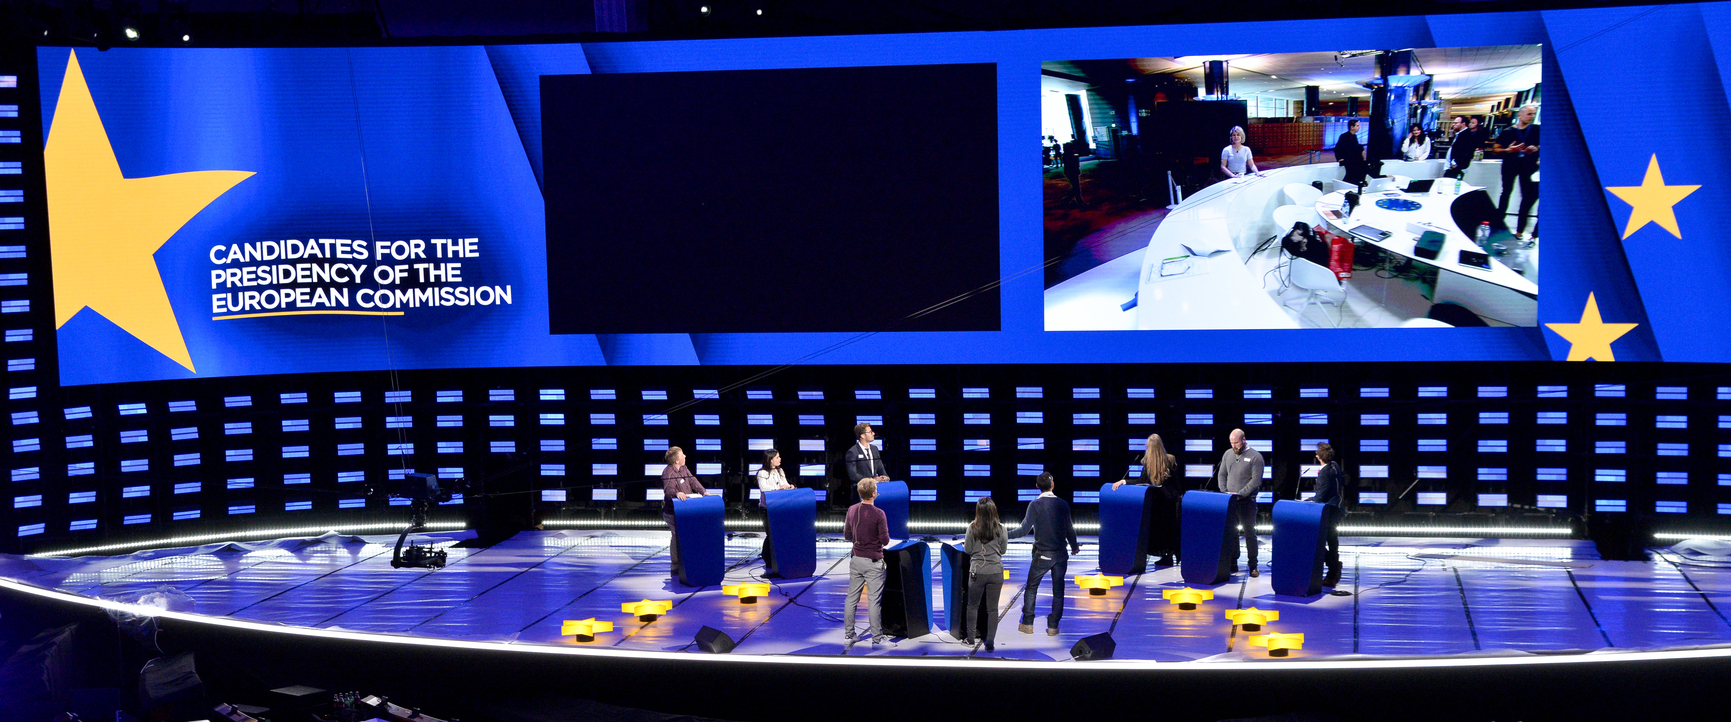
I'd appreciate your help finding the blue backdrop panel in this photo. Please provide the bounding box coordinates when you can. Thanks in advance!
[876,481,910,540]
[672,495,725,587]
[1271,500,1328,597]
[1097,483,1151,576]
[763,488,816,579]
[1181,491,1238,586]
[883,540,932,639]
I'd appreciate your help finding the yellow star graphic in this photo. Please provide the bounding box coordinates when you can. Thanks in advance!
[45,49,254,372]
[1545,293,1637,362]
[1605,154,1699,240]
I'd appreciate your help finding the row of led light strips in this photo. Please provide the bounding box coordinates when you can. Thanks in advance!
[22,382,1721,410]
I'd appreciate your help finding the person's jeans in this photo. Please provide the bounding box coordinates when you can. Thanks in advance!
[965,569,1004,642]
[1234,496,1259,566]
[844,555,886,639]
[1020,550,1069,629]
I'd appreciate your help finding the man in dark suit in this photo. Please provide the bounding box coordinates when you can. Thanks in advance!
[1444,115,1483,180]
[844,423,889,497]
[1336,118,1367,187]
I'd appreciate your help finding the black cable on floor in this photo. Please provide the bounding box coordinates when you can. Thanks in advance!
[1451,566,1481,651]
[1565,568,1615,648]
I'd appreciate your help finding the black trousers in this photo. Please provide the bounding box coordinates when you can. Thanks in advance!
[965,568,1004,643]
[1498,163,1539,234]
[1323,505,1341,566]
[1233,496,1260,566]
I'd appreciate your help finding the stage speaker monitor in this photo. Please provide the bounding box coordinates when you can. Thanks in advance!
[694,626,737,654]
[1070,632,1116,661]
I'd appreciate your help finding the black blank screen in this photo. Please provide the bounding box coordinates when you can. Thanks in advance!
[543,63,1000,335]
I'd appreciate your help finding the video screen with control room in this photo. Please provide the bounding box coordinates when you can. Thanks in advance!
[1043,47,1543,331]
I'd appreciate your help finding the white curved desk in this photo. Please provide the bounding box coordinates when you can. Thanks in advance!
[1315,183,1537,326]
[1133,164,1345,330]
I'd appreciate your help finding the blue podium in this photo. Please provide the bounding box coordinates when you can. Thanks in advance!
[1271,500,1328,597]
[1180,490,1239,585]
[762,488,817,579]
[672,495,725,587]
[876,480,911,540]
[938,543,991,637]
[1098,483,1152,575]
[883,540,932,639]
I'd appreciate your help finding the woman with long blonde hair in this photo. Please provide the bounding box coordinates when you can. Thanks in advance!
[1114,433,1181,566]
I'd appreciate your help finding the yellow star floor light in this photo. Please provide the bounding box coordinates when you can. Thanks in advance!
[622,599,674,622]
[561,618,614,642]
[721,582,772,604]
[1249,632,1305,657]
[1073,573,1124,596]
[1225,607,1280,631]
[1162,587,1214,610]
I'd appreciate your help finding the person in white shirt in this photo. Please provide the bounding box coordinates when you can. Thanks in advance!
[756,449,793,507]
[1219,126,1258,179]
[1401,123,1431,161]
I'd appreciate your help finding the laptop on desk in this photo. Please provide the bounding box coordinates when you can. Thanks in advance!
[1404,179,1435,194]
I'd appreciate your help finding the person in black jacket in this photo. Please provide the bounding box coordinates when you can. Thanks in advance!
[843,423,889,502]
[1009,472,1082,635]
[1444,115,1483,179]
[1336,118,1367,187]
[1112,433,1181,566]
[1310,442,1344,586]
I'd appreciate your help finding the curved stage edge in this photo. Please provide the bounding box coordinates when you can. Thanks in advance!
[2,531,1728,721]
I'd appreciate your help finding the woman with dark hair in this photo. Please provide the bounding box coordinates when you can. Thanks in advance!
[1310,442,1344,587]
[963,496,1007,651]
[1113,433,1181,566]
[756,449,793,507]
[1401,123,1431,161]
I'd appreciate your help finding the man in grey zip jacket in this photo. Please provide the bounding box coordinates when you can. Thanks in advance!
[1215,428,1264,576]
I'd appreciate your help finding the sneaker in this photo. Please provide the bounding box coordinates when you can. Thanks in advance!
[844,630,856,643]
[1250,567,1260,577]
[985,642,995,652]
[1047,627,1059,636]
[1018,623,1034,634]
[872,636,896,648]
[962,637,977,647]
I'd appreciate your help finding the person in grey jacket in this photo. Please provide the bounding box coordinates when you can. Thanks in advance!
[962,497,1007,651]
[1216,429,1265,576]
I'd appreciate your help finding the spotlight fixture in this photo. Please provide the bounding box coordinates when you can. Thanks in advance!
[1162,587,1215,610]
[1224,607,1280,632]
[1249,632,1305,657]
[700,5,711,14]
[1073,573,1124,596]
[123,27,139,40]
[622,599,674,622]
[721,582,772,604]
[561,618,614,642]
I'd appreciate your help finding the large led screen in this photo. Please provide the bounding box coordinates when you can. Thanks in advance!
[38,4,1731,385]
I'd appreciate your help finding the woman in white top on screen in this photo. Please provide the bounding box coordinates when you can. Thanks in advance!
[756,449,793,506]
[1401,123,1431,161]
[1219,126,1258,179]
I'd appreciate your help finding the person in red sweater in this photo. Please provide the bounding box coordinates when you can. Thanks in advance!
[843,478,892,647]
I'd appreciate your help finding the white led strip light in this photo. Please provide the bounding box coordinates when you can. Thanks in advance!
[36,522,469,557]
[0,574,1724,671]
[542,519,1571,537]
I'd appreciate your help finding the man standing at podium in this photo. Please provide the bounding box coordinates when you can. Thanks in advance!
[1010,472,1081,636]
[1215,429,1265,577]
[844,423,890,501]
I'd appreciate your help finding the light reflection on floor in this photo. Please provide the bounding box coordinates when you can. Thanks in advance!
[6,530,1730,662]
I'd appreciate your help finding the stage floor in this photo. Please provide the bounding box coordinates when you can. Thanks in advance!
[5,530,1731,662]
